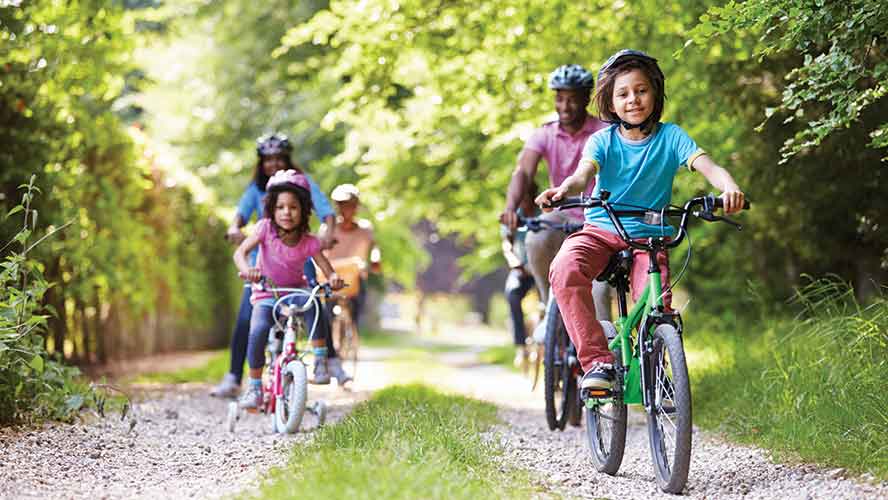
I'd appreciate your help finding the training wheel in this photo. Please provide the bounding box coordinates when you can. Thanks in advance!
[227,401,239,432]
[309,400,327,427]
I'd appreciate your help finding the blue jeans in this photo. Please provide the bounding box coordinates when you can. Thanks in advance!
[505,268,535,345]
[228,260,335,382]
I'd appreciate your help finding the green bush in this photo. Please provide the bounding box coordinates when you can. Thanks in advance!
[0,178,89,424]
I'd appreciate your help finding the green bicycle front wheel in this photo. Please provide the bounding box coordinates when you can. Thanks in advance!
[646,324,692,493]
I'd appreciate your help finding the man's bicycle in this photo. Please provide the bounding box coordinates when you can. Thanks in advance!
[517,215,585,431]
[227,281,331,434]
[549,191,748,493]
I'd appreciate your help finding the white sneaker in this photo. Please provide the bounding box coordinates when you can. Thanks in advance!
[237,385,262,409]
[328,357,353,386]
[210,373,240,398]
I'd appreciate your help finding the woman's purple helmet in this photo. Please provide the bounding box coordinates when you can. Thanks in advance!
[256,133,293,157]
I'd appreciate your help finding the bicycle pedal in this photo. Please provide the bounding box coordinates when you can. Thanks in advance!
[581,387,613,401]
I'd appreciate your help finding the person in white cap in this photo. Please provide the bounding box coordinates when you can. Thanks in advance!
[324,184,380,328]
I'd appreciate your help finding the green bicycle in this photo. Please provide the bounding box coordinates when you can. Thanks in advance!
[551,191,748,493]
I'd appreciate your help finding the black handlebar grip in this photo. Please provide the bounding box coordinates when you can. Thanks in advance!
[711,196,751,210]
[547,196,585,208]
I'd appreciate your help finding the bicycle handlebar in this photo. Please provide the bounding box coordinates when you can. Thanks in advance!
[544,190,750,251]
[243,277,340,302]
[515,215,584,235]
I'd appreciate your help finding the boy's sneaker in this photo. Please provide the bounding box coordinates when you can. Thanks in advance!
[311,358,331,385]
[237,385,262,410]
[580,363,614,390]
[327,357,353,386]
[210,373,240,398]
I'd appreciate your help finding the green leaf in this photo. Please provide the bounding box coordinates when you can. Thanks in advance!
[5,205,25,220]
[29,354,44,375]
[65,394,85,412]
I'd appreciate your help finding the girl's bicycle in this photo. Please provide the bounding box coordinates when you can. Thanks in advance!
[227,281,331,434]
[550,191,748,493]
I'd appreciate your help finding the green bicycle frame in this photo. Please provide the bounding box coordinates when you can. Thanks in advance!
[606,270,663,405]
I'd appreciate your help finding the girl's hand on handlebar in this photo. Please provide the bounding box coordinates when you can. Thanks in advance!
[238,268,262,282]
[720,189,746,215]
[535,187,567,212]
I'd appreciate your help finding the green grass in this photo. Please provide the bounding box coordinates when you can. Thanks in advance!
[127,350,230,385]
[250,384,538,500]
[478,344,521,372]
[686,278,888,479]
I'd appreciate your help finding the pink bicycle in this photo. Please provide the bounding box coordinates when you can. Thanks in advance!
[227,283,330,433]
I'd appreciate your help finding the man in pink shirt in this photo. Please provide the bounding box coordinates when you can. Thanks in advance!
[500,64,611,319]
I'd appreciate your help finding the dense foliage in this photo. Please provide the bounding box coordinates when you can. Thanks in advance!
[1,1,234,366]
[271,0,886,300]
[690,0,887,162]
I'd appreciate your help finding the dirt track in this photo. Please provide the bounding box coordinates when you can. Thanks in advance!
[1,328,886,499]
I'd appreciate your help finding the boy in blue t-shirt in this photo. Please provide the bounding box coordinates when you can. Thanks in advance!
[535,50,746,391]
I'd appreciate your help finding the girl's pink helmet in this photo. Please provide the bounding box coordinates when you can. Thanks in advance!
[267,169,311,193]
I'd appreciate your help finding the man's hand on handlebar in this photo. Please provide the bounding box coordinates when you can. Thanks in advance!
[238,267,262,282]
[720,189,746,215]
[499,208,520,232]
[534,186,568,212]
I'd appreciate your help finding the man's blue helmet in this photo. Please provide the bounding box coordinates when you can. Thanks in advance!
[548,64,595,90]
[256,133,292,157]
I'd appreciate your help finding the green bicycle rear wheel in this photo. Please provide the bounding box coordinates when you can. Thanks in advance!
[585,320,627,474]
[646,323,692,493]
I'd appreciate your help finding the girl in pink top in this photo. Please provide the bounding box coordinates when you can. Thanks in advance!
[233,170,343,409]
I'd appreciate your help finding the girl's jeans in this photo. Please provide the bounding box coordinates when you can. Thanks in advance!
[246,294,319,370]
[549,225,671,372]
[504,268,535,345]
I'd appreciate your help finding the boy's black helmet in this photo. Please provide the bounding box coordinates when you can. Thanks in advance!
[256,133,292,157]
[548,64,595,90]
[596,49,665,91]
[595,49,666,132]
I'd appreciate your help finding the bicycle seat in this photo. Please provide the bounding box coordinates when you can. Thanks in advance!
[595,249,633,282]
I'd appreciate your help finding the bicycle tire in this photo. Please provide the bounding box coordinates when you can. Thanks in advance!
[275,361,308,434]
[543,297,570,431]
[340,314,359,377]
[585,320,627,474]
[646,324,692,493]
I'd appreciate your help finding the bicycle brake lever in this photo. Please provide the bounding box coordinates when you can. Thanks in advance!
[720,216,743,231]
[696,210,743,230]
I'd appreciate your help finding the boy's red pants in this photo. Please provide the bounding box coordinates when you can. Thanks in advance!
[549,225,672,372]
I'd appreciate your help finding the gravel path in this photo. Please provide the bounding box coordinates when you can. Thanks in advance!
[1,330,886,500]
[0,348,398,500]
[0,384,365,500]
[428,337,888,500]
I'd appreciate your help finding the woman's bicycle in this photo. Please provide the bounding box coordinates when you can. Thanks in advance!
[227,281,331,434]
[517,215,585,431]
[549,191,748,493]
